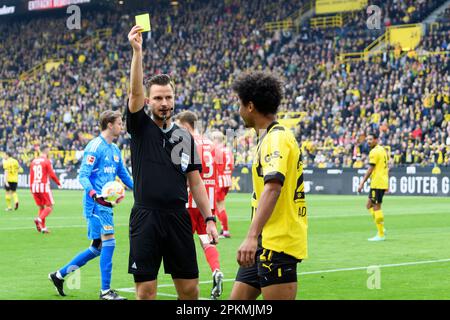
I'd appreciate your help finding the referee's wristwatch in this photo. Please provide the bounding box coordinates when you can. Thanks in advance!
[205,216,216,223]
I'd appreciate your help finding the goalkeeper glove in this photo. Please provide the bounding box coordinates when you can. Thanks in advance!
[89,190,113,208]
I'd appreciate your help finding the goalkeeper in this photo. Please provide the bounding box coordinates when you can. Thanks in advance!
[49,110,133,300]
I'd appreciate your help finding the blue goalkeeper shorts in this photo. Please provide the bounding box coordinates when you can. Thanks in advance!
[86,208,115,240]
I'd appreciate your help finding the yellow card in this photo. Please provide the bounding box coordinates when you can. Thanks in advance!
[135,13,151,32]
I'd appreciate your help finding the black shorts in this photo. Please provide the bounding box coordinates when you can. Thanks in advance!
[369,189,385,204]
[128,206,199,282]
[4,182,17,192]
[236,247,301,289]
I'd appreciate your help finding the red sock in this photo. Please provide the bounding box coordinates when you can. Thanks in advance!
[219,209,229,232]
[38,208,44,219]
[204,245,220,272]
[215,210,222,226]
[39,207,53,226]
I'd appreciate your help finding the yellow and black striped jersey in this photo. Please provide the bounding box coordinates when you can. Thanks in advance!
[369,145,389,190]
[252,122,308,260]
[2,157,21,183]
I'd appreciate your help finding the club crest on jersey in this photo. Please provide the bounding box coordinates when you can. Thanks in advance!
[87,155,96,165]
[114,155,119,163]
[181,153,190,172]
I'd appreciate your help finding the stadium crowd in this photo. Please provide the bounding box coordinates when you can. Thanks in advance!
[0,0,449,170]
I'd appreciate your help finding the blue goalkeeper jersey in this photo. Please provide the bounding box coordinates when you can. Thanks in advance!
[78,135,133,217]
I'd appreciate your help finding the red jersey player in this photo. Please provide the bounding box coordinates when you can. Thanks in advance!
[211,131,234,238]
[177,111,224,300]
[30,145,61,233]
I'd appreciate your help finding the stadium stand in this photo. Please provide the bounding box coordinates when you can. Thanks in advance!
[0,0,449,169]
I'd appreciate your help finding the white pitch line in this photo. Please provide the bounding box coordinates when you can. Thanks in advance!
[218,210,450,222]
[2,209,447,230]
[0,223,129,231]
[2,209,448,231]
[116,288,209,300]
[117,258,450,291]
[298,258,450,275]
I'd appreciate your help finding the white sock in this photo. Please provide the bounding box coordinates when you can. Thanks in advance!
[101,289,110,294]
[56,271,64,280]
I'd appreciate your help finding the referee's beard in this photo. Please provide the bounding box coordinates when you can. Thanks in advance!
[151,109,173,122]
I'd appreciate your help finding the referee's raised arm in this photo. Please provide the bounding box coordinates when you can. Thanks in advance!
[128,25,145,114]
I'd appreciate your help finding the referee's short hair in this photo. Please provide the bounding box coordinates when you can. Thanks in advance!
[146,74,175,94]
[176,111,197,129]
[100,110,122,131]
[232,71,283,115]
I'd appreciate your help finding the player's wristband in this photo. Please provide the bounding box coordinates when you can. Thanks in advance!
[205,216,216,223]
[89,190,97,198]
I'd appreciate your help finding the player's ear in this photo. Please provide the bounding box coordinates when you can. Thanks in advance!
[247,101,255,113]
[144,97,150,105]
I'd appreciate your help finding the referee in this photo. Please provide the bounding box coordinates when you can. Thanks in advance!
[127,25,219,300]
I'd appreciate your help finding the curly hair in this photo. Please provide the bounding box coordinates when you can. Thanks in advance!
[232,71,283,115]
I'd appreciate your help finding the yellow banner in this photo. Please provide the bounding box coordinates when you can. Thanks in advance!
[45,61,63,73]
[316,0,367,14]
[388,24,422,51]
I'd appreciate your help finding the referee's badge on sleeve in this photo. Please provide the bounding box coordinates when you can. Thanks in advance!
[181,152,190,172]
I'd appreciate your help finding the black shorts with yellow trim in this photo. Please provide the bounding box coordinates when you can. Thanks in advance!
[235,247,301,289]
[4,182,17,192]
[369,188,385,205]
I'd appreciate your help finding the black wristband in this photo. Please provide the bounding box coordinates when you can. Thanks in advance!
[205,216,216,223]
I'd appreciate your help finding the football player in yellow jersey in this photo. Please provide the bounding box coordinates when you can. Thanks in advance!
[2,151,23,211]
[358,132,389,241]
[229,71,307,300]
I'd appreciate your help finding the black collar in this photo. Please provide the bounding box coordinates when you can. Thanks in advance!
[257,121,279,145]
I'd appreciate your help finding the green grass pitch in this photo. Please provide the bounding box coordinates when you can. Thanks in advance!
[0,190,449,300]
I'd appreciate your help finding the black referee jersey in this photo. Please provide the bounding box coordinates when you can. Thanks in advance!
[126,106,202,210]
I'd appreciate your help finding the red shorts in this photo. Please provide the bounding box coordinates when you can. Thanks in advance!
[188,208,214,235]
[32,191,54,207]
[215,187,230,202]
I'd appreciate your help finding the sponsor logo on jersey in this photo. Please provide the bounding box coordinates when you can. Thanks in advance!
[181,153,190,172]
[113,155,119,163]
[264,151,281,163]
[87,155,96,165]
[104,166,116,174]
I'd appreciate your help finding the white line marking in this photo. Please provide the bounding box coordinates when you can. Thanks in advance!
[6,217,86,221]
[0,223,129,231]
[219,210,450,222]
[116,288,209,300]
[298,258,450,275]
[2,209,447,228]
[3,213,450,231]
[117,258,450,292]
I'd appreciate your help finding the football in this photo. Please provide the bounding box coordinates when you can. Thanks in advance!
[101,181,125,204]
